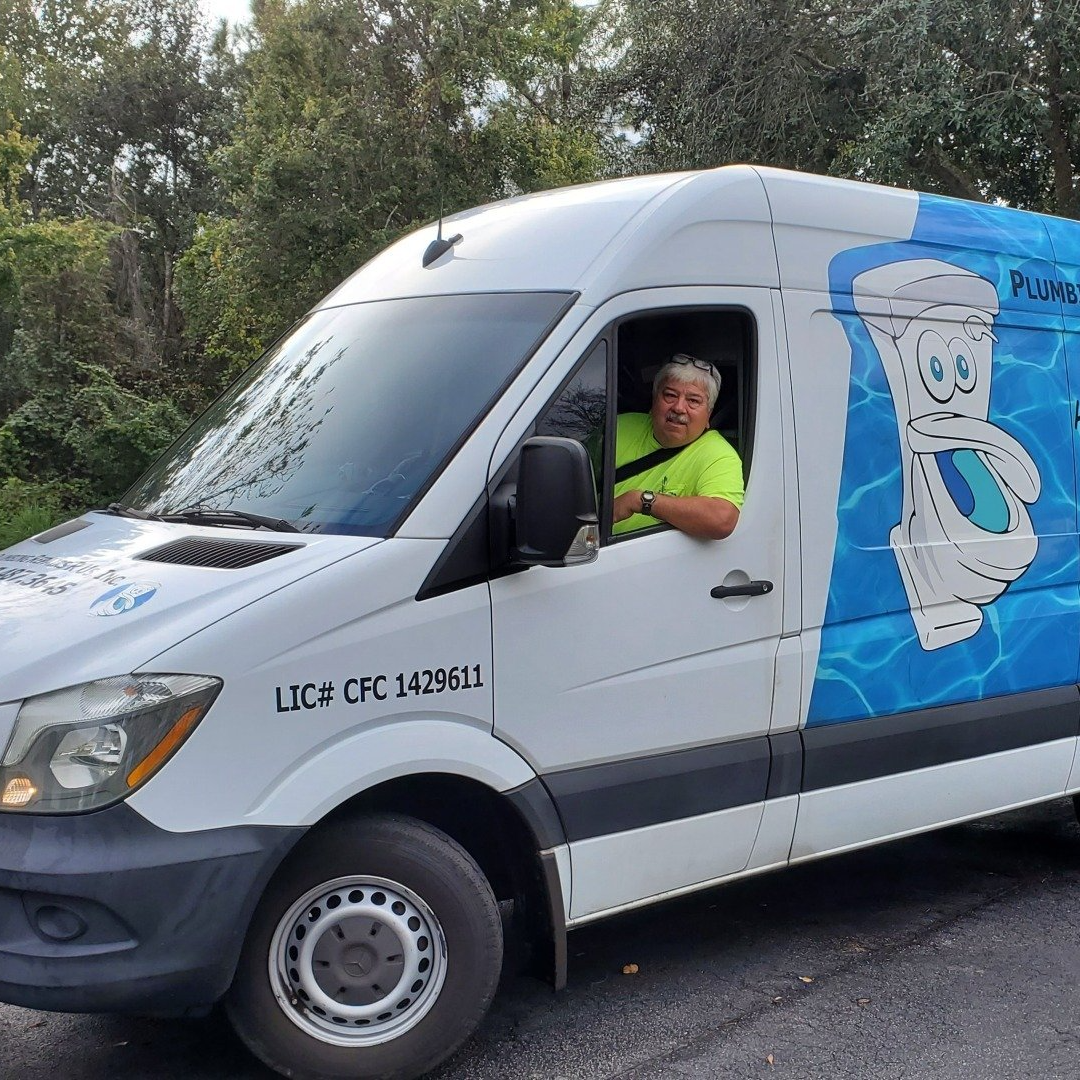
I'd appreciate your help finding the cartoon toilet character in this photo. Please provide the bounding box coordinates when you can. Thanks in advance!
[851,259,1041,650]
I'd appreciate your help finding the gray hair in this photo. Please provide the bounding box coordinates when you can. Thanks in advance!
[653,354,721,412]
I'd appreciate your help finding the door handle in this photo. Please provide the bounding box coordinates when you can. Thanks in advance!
[710,580,774,599]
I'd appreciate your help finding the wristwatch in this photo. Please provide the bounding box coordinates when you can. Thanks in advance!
[640,490,657,517]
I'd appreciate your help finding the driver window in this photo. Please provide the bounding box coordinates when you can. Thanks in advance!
[532,307,754,545]
[612,307,755,541]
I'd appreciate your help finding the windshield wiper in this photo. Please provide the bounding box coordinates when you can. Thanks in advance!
[161,506,302,533]
[104,503,166,521]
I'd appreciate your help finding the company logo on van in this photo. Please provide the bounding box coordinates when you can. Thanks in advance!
[90,581,159,617]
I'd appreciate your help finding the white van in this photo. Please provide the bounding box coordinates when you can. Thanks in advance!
[2,165,1079,1080]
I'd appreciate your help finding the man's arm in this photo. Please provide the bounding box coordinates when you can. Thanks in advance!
[613,489,740,540]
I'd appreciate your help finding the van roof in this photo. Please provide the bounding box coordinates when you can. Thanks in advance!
[315,165,1080,311]
[317,165,782,306]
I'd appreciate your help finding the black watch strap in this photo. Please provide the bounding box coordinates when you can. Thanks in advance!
[640,490,657,516]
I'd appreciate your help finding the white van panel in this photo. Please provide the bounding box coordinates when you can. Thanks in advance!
[786,300,856,647]
[790,738,1075,861]
[762,171,919,667]
[760,168,920,295]
[771,637,803,736]
[133,540,504,831]
[772,288,803,640]
[584,168,778,296]
[320,175,687,305]
[491,285,788,772]
[553,845,573,921]
[320,168,778,309]
[1065,737,1080,794]
[566,801,765,921]
[240,717,536,828]
[0,703,17,762]
[746,794,799,870]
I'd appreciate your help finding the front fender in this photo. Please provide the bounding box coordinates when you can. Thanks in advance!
[130,716,539,831]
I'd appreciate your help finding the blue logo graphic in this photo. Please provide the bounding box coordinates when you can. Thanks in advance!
[90,582,159,617]
[808,193,1080,727]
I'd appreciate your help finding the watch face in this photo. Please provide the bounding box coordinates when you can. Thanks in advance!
[641,490,655,515]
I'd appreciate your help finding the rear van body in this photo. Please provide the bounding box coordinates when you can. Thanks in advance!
[1,166,1079,1079]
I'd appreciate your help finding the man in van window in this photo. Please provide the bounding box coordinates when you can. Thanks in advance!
[612,354,744,539]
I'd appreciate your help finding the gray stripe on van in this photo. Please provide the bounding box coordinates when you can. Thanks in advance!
[542,736,773,843]
[801,685,1080,792]
[535,686,1079,843]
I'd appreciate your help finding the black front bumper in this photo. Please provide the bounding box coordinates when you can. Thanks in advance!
[0,803,304,1016]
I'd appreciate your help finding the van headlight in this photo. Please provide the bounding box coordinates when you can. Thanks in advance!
[0,674,221,814]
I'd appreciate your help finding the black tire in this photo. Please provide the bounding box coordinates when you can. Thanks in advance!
[226,813,503,1080]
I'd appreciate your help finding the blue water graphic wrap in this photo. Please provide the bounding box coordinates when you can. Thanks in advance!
[808,194,1080,727]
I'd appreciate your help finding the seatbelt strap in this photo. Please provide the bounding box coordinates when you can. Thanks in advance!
[614,445,685,484]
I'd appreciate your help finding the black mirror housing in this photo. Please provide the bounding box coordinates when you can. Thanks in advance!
[512,437,599,567]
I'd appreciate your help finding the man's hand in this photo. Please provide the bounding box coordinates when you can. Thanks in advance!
[613,489,643,523]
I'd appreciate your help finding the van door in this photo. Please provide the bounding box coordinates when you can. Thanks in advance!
[488,287,794,921]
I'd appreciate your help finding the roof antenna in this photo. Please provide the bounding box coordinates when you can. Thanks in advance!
[422,113,462,268]
[423,200,463,268]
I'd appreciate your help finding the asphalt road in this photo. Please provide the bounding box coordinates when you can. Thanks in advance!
[4,799,1080,1080]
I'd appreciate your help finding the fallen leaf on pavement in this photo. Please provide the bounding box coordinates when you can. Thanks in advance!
[766,1054,775,1066]
[798,975,814,983]
[622,963,639,975]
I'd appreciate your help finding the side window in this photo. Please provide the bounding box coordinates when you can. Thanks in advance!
[531,307,755,545]
[612,308,756,540]
[535,340,609,498]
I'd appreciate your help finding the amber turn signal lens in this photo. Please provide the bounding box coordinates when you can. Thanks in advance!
[126,705,203,789]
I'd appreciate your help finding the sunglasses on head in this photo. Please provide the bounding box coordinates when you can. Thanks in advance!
[671,353,721,385]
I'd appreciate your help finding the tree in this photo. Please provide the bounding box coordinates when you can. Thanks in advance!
[836,0,1080,215]
[0,107,186,513]
[0,0,240,360]
[607,0,1080,217]
[605,0,863,175]
[177,0,614,377]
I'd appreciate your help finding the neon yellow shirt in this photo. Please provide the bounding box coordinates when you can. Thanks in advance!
[613,413,744,535]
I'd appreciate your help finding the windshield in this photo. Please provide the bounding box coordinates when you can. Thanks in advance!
[125,292,572,536]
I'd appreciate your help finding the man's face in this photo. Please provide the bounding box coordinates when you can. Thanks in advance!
[650,376,711,447]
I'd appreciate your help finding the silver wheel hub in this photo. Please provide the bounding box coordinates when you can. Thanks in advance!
[269,875,447,1046]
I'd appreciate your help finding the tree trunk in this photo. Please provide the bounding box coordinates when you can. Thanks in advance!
[1044,42,1078,219]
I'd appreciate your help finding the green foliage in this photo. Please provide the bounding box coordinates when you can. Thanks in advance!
[1,216,119,361]
[0,112,186,510]
[607,0,1080,217]
[0,477,88,548]
[176,0,613,373]
[0,356,186,504]
[0,114,35,222]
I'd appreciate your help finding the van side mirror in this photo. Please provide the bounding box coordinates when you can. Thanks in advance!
[512,437,599,567]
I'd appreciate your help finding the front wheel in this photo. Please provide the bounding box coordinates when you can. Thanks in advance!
[226,814,503,1080]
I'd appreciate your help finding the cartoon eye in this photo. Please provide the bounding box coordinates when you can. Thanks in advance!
[917,330,955,403]
[950,337,978,393]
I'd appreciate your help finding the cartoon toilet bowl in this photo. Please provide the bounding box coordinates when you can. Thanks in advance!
[852,259,1041,650]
